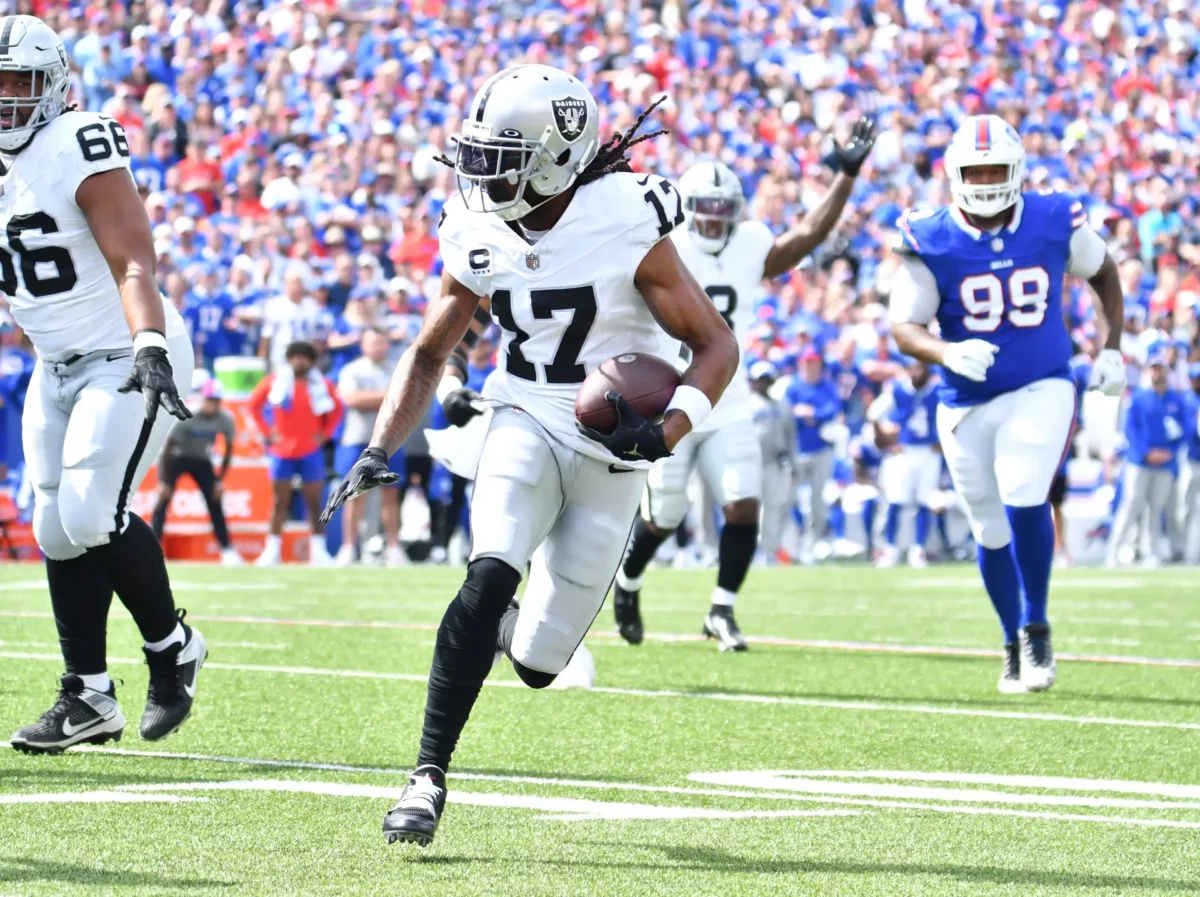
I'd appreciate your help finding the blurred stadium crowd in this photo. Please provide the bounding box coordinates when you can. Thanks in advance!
[3,0,1200,565]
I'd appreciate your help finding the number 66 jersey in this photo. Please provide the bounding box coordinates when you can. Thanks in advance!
[893,191,1106,407]
[0,110,186,360]
[438,170,683,466]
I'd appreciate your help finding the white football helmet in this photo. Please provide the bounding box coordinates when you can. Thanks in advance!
[0,15,70,153]
[677,160,744,253]
[454,64,599,221]
[944,114,1026,219]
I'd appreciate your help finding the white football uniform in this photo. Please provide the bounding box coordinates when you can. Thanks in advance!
[438,171,680,674]
[643,221,773,529]
[4,111,192,559]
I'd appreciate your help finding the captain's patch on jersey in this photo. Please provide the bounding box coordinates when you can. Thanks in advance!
[468,248,492,275]
[551,97,588,141]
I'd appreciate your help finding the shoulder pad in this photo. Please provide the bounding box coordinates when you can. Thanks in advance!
[894,207,939,256]
[1027,189,1087,232]
[45,110,132,172]
[610,171,687,252]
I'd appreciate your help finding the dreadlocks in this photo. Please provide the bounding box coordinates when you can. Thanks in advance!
[575,95,670,187]
[434,95,671,184]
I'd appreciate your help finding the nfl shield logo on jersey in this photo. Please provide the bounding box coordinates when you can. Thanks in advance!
[551,98,588,141]
[525,252,540,270]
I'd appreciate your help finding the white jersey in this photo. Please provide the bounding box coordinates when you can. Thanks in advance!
[440,171,680,467]
[669,220,774,432]
[0,110,185,361]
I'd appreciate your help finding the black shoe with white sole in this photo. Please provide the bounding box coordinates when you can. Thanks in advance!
[10,674,125,755]
[1019,623,1056,692]
[997,642,1024,693]
[613,583,644,645]
[383,765,447,847]
[140,611,208,741]
[703,607,748,652]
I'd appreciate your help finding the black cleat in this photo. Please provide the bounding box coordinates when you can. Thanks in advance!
[613,583,643,645]
[10,674,125,755]
[998,642,1024,693]
[1019,623,1056,692]
[140,610,208,741]
[703,607,748,652]
[383,765,447,847]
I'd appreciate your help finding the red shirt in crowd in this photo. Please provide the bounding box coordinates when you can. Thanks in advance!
[248,373,344,460]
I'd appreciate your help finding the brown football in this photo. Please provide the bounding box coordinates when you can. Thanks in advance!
[574,352,682,433]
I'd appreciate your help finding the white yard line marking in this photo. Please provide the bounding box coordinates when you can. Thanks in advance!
[113,779,859,822]
[3,651,1198,731]
[0,791,203,805]
[42,749,1200,831]
[0,580,280,592]
[2,611,1195,667]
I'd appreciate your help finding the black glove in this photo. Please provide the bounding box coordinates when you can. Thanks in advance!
[576,392,672,464]
[319,447,400,523]
[831,116,877,177]
[117,344,192,423]
[443,386,483,427]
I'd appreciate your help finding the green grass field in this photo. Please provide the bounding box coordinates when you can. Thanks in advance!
[2,562,1199,897]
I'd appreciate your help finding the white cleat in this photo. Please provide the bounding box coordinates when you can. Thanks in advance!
[1019,624,1056,692]
[385,545,408,568]
[254,548,280,567]
[906,546,929,569]
[220,547,244,566]
[309,541,333,567]
[876,546,900,569]
[997,642,1026,694]
[548,644,595,690]
[334,545,357,567]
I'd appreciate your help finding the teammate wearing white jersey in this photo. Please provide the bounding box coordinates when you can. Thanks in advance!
[612,119,877,651]
[1,17,206,755]
[322,66,739,846]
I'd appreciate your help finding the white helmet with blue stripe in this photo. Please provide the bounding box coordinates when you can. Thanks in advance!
[944,114,1026,219]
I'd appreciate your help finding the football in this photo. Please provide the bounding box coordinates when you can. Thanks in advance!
[574,352,682,433]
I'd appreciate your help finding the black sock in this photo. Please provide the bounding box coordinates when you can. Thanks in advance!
[621,517,668,582]
[716,521,759,595]
[46,555,114,676]
[417,558,521,772]
[88,514,178,644]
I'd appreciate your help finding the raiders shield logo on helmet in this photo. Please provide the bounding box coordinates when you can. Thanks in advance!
[551,97,588,141]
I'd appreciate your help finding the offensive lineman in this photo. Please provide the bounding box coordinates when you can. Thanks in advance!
[322,67,738,845]
[1,16,206,753]
[890,114,1125,693]
[612,119,876,650]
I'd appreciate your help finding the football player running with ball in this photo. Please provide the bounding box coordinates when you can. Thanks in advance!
[1,17,205,754]
[890,114,1125,693]
[322,66,738,846]
[612,119,876,651]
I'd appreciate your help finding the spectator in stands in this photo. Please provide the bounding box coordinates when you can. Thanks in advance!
[248,341,344,568]
[259,264,332,371]
[335,328,406,567]
[152,381,241,566]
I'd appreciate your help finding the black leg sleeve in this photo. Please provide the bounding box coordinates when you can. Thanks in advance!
[46,555,114,676]
[88,514,178,644]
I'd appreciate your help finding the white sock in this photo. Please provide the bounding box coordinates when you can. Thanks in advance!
[711,587,737,608]
[615,568,643,592]
[263,534,281,553]
[78,672,111,693]
[145,621,185,653]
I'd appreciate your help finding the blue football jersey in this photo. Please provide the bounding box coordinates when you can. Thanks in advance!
[890,378,940,447]
[898,191,1081,407]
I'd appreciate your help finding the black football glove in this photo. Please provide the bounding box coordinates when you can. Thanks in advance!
[319,447,400,523]
[117,344,192,423]
[443,386,484,428]
[831,116,877,177]
[576,392,672,464]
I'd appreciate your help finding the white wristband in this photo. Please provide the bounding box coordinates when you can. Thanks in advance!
[133,330,168,353]
[665,385,712,430]
[436,374,465,404]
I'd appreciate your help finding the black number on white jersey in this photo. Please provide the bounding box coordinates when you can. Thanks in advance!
[705,285,737,330]
[76,120,130,163]
[490,286,598,384]
[0,213,79,298]
[643,178,685,238]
